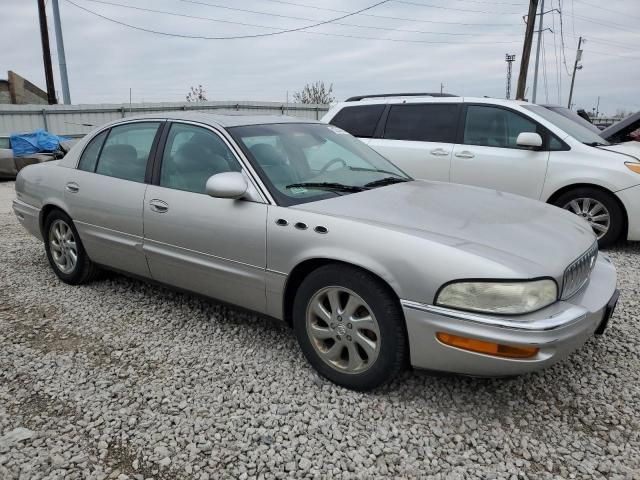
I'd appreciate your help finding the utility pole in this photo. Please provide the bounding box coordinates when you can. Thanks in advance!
[51,0,71,104]
[567,36,583,109]
[505,54,516,99]
[595,96,600,118]
[440,82,444,94]
[531,0,545,103]
[516,0,539,100]
[37,0,57,105]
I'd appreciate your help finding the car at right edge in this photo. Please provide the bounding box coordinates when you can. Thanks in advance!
[322,94,640,247]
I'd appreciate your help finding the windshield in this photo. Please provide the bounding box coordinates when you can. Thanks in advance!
[543,106,602,134]
[524,105,610,146]
[229,123,411,206]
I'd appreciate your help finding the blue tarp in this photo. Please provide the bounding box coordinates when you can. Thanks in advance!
[10,129,68,157]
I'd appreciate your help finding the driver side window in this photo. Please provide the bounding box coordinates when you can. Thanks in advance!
[160,123,240,194]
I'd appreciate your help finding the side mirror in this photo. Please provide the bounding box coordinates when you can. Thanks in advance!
[205,172,248,199]
[516,132,543,149]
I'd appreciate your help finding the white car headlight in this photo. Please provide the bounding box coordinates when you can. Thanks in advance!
[435,279,558,315]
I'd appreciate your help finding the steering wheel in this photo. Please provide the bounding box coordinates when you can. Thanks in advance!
[317,157,347,175]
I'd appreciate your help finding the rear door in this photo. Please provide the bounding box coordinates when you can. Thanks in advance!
[367,103,460,181]
[142,122,268,312]
[64,121,162,276]
[450,104,549,199]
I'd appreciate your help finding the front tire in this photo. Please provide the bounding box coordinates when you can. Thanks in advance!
[292,264,407,391]
[44,210,99,284]
[553,187,624,247]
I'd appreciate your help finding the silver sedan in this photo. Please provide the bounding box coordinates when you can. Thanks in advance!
[13,114,619,390]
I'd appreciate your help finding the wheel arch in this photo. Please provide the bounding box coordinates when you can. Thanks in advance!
[546,183,628,238]
[39,202,71,237]
[282,258,403,328]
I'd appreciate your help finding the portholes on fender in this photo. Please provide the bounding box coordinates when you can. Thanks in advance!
[275,218,288,226]
[314,226,328,234]
[294,222,308,230]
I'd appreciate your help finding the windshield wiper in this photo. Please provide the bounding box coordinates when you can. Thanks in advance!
[364,177,410,188]
[285,182,366,193]
[349,166,405,177]
[584,141,608,147]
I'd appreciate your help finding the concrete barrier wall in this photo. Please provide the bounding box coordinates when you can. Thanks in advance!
[0,100,330,138]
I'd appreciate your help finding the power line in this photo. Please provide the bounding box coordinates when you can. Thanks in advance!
[570,13,637,33]
[392,0,523,14]
[82,0,523,37]
[557,2,572,75]
[573,0,640,21]
[184,0,519,26]
[64,0,392,40]
[64,0,520,44]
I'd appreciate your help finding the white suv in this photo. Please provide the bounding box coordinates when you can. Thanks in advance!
[322,94,640,246]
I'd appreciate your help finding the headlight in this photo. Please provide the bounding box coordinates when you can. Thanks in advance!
[435,279,558,315]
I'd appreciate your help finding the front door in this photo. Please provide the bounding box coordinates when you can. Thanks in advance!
[64,121,162,277]
[450,105,549,199]
[142,122,268,312]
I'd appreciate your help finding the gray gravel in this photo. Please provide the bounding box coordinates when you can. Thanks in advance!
[0,179,639,479]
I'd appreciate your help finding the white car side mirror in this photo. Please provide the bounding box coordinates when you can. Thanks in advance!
[205,172,248,199]
[516,132,543,149]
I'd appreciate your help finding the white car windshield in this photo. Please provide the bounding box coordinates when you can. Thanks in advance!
[524,105,610,146]
[229,123,411,206]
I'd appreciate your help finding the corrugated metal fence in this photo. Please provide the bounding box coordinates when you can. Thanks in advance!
[0,100,330,139]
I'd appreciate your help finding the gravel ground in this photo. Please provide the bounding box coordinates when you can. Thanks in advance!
[0,179,639,480]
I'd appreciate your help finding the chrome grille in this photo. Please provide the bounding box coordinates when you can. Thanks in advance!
[561,242,598,299]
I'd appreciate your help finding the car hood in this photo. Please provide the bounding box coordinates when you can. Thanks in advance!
[294,180,595,276]
[598,142,640,161]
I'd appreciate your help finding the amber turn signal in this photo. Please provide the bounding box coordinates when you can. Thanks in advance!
[625,162,640,174]
[436,332,539,359]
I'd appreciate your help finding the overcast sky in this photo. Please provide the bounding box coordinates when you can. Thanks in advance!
[2,0,638,115]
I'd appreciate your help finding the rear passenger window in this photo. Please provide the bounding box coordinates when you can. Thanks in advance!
[383,104,458,143]
[95,122,160,182]
[329,105,385,138]
[78,130,108,172]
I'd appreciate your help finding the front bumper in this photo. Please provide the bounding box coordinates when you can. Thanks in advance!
[616,184,640,241]
[401,255,617,376]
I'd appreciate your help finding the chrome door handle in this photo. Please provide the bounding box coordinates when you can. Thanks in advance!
[430,148,449,156]
[65,182,79,193]
[454,151,475,159]
[149,199,169,213]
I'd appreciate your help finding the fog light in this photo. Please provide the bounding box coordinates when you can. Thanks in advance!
[436,332,539,359]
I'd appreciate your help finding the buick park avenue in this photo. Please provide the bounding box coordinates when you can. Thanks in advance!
[13,114,618,390]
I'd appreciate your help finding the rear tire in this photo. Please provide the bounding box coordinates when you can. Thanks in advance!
[44,210,99,285]
[552,187,624,248]
[292,264,407,391]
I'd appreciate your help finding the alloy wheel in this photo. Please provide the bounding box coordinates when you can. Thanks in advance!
[306,286,381,374]
[49,219,78,274]
[563,197,611,239]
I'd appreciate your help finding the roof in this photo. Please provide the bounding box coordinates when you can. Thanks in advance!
[116,112,317,128]
[337,96,531,107]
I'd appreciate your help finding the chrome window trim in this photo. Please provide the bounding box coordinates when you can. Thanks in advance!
[400,300,588,331]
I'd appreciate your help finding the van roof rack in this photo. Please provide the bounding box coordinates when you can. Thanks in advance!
[345,92,458,102]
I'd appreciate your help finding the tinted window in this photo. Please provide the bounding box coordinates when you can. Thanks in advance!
[384,104,458,143]
[329,105,385,138]
[463,105,537,148]
[160,123,240,194]
[95,122,160,182]
[78,130,108,172]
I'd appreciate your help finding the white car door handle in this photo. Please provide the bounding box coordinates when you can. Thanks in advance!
[149,199,169,213]
[455,151,475,159]
[65,182,79,193]
[430,148,449,156]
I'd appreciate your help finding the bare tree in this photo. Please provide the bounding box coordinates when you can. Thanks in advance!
[186,85,208,102]
[293,81,335,104]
